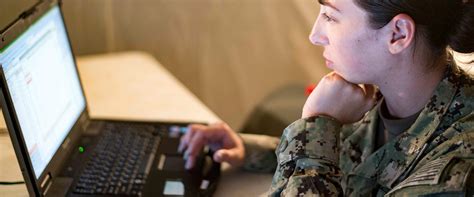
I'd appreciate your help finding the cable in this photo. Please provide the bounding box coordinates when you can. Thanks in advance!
[0,181,25,185]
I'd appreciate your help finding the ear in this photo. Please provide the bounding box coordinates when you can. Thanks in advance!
[386,14,416,54]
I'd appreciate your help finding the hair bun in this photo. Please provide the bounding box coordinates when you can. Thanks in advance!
[448,1,474,54]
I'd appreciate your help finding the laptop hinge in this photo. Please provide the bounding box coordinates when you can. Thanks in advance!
[79,112,91,132]
[43,177,73,197]
[41,173,53,195]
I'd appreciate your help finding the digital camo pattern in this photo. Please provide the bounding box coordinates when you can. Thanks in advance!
[240,133,280,173]
[250,64,474,196]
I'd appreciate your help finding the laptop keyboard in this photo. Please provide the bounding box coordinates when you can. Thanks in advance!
[73,123,161,196]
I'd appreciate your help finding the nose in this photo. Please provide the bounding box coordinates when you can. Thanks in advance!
[308,18,329,46]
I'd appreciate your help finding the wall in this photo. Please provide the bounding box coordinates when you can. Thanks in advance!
[0,0,330,130]
[2,1,470,131]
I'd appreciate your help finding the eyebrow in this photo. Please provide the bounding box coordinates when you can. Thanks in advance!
[317,0,341,12]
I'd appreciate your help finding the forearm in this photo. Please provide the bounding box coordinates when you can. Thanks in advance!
[269,116,343,196]
[240,133,280,173]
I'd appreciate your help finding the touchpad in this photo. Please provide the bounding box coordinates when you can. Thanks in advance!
[163,180,185,196]
[158,154,185,171]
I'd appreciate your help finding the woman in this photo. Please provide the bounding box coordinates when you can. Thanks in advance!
[179,0,474,196]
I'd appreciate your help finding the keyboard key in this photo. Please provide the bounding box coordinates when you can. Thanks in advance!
[73,123,161,195]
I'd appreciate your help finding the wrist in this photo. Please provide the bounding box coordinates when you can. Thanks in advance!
[302,110,337,121]
[277,116,342,165]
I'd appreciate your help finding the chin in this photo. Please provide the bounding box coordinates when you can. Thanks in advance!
[335,71,368,84]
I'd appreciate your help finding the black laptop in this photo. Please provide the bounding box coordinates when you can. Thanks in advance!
[0,0,220,196]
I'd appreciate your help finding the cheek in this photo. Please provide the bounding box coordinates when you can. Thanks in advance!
[331,33,368,68]
[328,29,380,82]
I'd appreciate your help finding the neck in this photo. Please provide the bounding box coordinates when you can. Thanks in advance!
[376,58,446,118]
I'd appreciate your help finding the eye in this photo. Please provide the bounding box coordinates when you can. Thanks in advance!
[322,13,336,23]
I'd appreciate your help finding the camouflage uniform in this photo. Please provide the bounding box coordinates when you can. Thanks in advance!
[242,64,474,196]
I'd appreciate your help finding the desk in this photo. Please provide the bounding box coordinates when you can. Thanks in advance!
[0,52,272,196]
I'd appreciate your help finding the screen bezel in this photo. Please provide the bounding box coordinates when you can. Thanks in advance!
[0,0,90,195]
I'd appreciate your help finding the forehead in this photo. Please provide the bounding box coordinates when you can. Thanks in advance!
[319,0,372,28]
[318,0,356,13]
[319,0,369,19]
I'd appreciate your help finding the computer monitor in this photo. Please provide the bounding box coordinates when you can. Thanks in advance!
[0,5,86,178]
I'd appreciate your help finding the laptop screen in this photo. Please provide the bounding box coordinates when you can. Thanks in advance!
[0,5,86,178]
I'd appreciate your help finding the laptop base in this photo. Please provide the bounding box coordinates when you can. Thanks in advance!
[48,120,220,197]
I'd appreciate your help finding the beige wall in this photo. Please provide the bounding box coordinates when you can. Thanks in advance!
[60,0,330,130]
[1,1,472,131]
[0,0,330,130]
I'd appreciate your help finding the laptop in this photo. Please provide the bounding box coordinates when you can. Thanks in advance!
[0,0,220,196]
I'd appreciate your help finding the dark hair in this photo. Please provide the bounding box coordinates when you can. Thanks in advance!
[318,0,474,65]
[352,0,474,65]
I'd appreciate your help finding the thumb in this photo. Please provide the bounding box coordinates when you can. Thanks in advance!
[213,149,243,166]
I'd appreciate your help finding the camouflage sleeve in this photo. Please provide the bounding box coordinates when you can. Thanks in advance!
[239,133,280,172]
[268,115,343,196]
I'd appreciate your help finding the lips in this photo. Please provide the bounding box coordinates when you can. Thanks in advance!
[324,56,334,69]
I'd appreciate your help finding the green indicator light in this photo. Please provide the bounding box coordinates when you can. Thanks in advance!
[79,146,85,153]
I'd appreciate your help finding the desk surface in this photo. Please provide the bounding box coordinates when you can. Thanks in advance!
[0,52,272,196]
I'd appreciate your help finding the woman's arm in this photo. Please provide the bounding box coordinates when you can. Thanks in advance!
[239,133,280,173]
[269,116,343,196]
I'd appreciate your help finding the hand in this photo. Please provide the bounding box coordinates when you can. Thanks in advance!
[302,72,377,124]
[178,122,245,169]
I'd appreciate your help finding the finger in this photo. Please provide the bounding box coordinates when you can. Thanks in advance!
[179,130,193,153]
[213,149,233,164]
[184,132,206,169]
[213,148,244,166]
[208,143,221,152]
[185,155,196,170]
[179,124,205,153]
[183,132,205,169]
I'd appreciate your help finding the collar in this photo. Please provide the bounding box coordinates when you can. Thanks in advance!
[344,64,472,189]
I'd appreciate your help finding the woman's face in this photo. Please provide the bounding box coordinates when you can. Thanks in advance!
[310,0,390,84]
